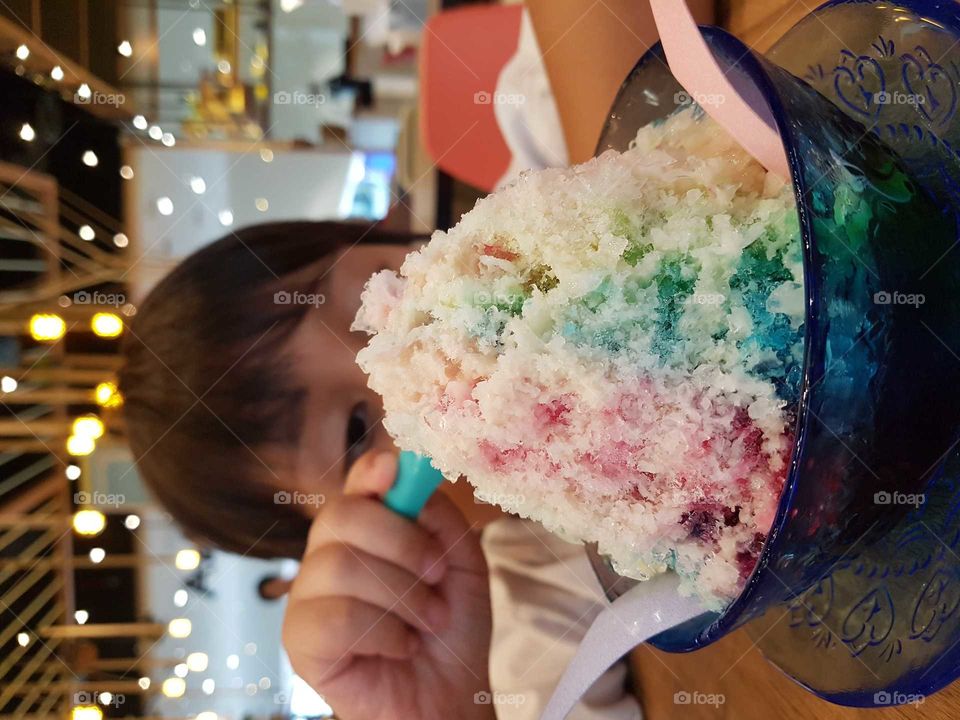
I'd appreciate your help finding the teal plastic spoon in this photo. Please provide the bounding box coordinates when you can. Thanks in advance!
[383,451,445,519]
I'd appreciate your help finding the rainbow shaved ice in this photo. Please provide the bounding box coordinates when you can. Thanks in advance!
[354,108,804,607]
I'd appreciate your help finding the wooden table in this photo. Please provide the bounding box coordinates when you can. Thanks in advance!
[631,626,960,719]
[629,2,960,717]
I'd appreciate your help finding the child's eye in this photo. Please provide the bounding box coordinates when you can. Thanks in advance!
[344,401,370,469]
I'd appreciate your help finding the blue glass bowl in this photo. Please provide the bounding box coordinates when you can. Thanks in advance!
[592,0,960,705]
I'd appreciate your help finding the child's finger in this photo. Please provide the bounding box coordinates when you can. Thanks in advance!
[344,449,396,497]
[284,596,417,665]
[290,543,449,633]
[305,496,447,582]
[418,491,487,573]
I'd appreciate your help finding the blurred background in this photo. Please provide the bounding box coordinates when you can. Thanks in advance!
[0,0,816,718]
[0,1,497,718]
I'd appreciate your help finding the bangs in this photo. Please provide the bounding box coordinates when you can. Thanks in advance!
[119,221,417,558]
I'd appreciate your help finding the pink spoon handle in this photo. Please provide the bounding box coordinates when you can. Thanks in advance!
[649,0,790,180]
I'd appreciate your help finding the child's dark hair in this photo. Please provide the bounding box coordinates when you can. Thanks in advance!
[118,221,413,559]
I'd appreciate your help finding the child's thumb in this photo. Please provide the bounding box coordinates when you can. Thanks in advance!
[343,450,397,497]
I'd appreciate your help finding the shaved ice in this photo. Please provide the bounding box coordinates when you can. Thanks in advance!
[354,108,804,607]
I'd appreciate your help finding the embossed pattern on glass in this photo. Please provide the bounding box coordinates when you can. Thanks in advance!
[592,0,960,705]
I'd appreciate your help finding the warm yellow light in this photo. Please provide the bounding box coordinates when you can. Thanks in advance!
[91,312,123,338]
[175,548,201,570]
[186,652,209,672]
[167,618,192,638]
[161,677,186,698]
[66,434,95,456]
[72,415,105,440]
[95,381,124,408]
[29,313,66,341]
[71,705,102,720]
[95,382,115,403]
[73,510,106,537]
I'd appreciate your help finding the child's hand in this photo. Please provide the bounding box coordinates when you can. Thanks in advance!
[282,451,494,720]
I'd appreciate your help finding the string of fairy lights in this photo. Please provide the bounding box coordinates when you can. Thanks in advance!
[69,507,247,717]
[26,314,220,719]
[4,25,280,720]
[32,324,231,713]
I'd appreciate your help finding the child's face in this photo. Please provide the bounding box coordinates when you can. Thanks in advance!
[282,242,413,514]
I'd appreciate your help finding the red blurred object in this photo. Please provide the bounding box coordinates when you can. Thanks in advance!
[420,5,523,191]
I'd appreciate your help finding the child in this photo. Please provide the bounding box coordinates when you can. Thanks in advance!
[119,220,639,719]
[118,4,717,715]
